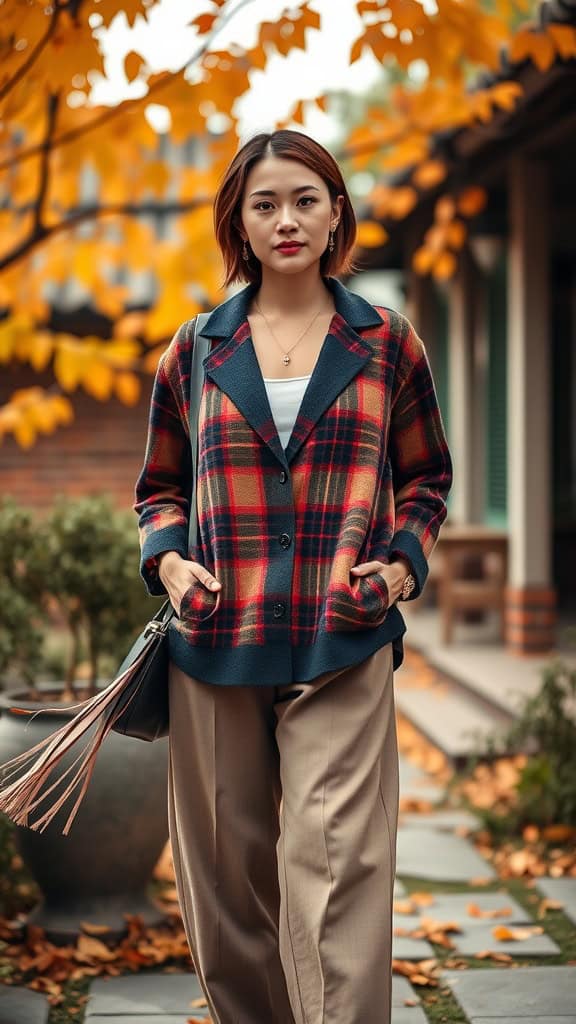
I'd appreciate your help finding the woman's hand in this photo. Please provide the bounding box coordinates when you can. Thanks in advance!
[158,551,221,616]
[350,559,410,605]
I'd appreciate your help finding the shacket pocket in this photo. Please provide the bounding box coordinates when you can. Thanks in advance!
[325,570,390,631]
[177,580,221,623]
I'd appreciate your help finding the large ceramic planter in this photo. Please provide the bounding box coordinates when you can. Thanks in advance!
[0,682,170,944]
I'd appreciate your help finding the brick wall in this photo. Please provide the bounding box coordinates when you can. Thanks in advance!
[0,365,153,514]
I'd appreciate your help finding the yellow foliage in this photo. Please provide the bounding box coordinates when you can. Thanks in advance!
[509,28,555,71]
[0,389,74,448]
[445,219,467,250]
[124,51,146,84]
[432,250,457,281]
[457,186,487,218]
[114,371,141,405]
[0,0,567,445]
[412,247,435,275]
[355,221,388,248]
[547,23,576,59]
[412,161,447,190]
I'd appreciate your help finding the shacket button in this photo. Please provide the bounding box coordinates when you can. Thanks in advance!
[279,470,288,484]
[273,602,286,619]
[279,532,291,549]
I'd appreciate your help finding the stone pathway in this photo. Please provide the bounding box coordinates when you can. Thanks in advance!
[536,876,576,928]
[443,964,576,1021]
[2,749,574,1024]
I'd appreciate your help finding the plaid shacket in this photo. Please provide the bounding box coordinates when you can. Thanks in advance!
[133,276,452,685]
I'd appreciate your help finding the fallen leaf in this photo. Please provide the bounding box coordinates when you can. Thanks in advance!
[467,901,512,919]
[492,924,544,941]
[537,898,565,918]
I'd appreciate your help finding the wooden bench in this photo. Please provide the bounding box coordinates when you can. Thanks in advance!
[433,524,509,645]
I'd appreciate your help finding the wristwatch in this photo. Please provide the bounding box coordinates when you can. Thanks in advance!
[400,572,416,601]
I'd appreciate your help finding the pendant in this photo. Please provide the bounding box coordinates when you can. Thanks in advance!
[283,354,290,365]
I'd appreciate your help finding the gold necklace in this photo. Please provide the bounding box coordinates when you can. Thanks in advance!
[254,301,328,366]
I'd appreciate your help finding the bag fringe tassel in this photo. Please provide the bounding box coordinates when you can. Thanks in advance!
[0,645,150,835]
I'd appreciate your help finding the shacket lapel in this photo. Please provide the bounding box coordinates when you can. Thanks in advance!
[201,278,385,467]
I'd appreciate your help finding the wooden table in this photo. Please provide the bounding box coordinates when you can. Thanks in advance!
[434,524,509,644]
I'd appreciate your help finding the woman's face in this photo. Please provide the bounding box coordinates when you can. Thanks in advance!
[239,156,344,276]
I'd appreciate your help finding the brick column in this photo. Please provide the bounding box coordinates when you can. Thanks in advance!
[505,157,556,654]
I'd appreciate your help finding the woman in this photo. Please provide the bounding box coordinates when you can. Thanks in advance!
[134,129,452,1024]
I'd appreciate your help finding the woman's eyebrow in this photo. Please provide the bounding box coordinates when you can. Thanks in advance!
[249,185,321,197]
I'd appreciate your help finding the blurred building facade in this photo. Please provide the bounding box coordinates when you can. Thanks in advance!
[358,0,576,655]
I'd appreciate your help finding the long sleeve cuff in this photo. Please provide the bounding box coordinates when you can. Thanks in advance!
[140,524,189,597]
[389,529,428,601]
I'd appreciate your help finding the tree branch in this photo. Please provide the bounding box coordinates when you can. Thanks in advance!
[0,196,212,273]
[0,0,258,174]
[0,4,61,104]
[33,93,60,233]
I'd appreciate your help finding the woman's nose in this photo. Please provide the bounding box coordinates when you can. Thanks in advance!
[277,207,299,229]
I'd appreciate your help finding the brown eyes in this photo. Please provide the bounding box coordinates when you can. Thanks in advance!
[253,197,318,212]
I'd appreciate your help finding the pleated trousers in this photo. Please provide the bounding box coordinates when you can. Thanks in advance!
[167,642,399,1024]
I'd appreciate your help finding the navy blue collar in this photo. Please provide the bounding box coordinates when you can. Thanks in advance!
[200,276,384,339]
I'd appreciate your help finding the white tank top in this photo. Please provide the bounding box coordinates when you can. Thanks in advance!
[263,374,312,449]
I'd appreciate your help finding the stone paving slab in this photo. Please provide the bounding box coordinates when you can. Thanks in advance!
[0,985,49,1024]
[398,808,481,831]
[396,825,496,882]
[86,972,205,1017]
[87,1018,206,1023]
[393,933,436,959]
[536,876,576,926]
[443,965,576,1017]
[392,975,428,1022]
[424,890,534,924]
[399,756,445,805]
[471,1019,576,1023]
[450,921,560,956]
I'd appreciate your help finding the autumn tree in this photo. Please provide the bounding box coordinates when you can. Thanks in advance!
[1,0,574,446]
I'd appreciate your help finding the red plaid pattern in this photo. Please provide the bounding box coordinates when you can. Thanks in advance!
[133,278,452,685]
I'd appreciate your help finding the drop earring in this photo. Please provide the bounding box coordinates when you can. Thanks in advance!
[328,228,335,253]
[242,239,250,262]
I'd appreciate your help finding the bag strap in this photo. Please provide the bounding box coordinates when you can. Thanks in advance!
[154,313,211,626]
[188,313,211,553]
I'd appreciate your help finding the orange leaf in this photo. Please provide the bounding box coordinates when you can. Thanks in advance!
[457,186,487,218]
[413,247,435,275]
[467,902,512,919]
[124,51,145,83]
[191,13,218,35]
[435,196,456,224]
[76,935,117,961]
[492,924,544,941]
[509,29,555,72]
[541,824,576,843]
[432,251,457,281]
[547,23,576,59]
[114,371,140,405]
[446,219,467,250]
[80,922,112,935]
[387,187,418,220]
[412,160,447,190]
[355,221,388,248]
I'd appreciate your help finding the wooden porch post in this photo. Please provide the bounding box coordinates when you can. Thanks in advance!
[506,156,556,653]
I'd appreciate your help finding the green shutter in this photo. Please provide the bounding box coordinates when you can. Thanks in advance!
[485,253,508,527]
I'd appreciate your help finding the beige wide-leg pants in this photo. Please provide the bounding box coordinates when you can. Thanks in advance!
[167,643,399,1024]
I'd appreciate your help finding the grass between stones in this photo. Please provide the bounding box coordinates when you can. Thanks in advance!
[399,874,576,1024]
[47,978,90,1024]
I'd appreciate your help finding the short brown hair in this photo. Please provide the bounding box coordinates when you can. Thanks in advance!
[213,130,357,286]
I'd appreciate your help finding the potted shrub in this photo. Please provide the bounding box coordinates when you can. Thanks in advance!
[0,494,170,944]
